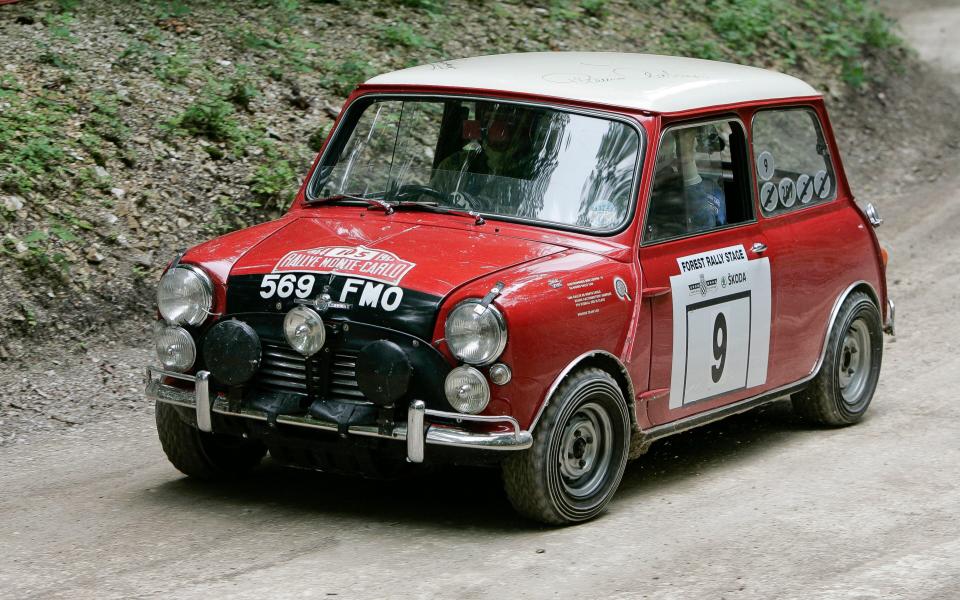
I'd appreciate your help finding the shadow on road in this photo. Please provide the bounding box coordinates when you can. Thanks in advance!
[140,399,818,530]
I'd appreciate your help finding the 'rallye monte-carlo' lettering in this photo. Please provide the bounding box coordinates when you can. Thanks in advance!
[273,245,416,286]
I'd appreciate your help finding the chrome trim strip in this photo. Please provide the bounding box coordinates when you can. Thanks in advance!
[639,379,803,444]
[195,371,212,432]
[530,350,635,433]
[407,400,426,463]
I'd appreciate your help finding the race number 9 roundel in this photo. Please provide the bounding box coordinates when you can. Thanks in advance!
[668,245,772,408]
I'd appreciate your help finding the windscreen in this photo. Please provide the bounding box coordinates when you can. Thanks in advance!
[312,98,642,231]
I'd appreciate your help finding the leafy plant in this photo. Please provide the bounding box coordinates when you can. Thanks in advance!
[319,54,375,97]
[580,0,609,18]
[167,93,242,143]
[250,159,297,207]
[379,24,425,49]
[393,0,446,14]
[227,70,259,111]
[156,49,193,84]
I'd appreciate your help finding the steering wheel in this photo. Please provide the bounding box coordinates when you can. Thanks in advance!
[391,183,480,211]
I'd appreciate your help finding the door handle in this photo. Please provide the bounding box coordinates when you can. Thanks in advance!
[751,242,768,254]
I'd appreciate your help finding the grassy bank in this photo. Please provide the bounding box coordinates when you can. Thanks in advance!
[0,0,904,357]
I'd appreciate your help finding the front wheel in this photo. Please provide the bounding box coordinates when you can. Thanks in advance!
[792,291,883,426]
[502,368,630,525]
[155,401,266,479]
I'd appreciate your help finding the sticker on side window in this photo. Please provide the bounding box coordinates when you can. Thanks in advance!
[668,245,771,408]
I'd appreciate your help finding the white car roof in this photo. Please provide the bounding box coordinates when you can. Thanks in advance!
[365,52,819,114]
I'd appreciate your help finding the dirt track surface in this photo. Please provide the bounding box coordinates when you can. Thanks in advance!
[3,7,960,600]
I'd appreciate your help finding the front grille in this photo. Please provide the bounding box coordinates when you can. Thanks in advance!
[328,352,363,402]
[257,342,308,394]
[253,342,365,403]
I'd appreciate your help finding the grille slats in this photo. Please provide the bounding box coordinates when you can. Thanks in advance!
[264,349,304,361]
[260,367,306,380]
[264,359,306,371]
[255,342,310,395]
[258,376,308,391]
[253,342,366,403]
[328,351,364,402]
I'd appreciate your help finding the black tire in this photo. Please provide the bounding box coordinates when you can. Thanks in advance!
[502,368,630,525]
[792,291,883,426]
[155,401,266,479]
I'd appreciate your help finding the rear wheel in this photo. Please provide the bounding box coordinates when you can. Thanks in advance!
[793,291,883,425]
[155,401,266,479]
[502,368,630,525]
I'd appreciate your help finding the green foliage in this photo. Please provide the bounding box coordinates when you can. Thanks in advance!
[84,94,129,147]
[154,1,192,19]
[320,54,375,97]
[393,0,446,14]
[55,0,79,12]
[549,0,579,21]
[250,159,297,205]
[156,49,193,85]
[379,24,426,49]
[709,0,774,57]
[307,126,330,152]
[36,44,75,70]
[580,0,609,18]
[167,92,242,143]
[227,69,259,111]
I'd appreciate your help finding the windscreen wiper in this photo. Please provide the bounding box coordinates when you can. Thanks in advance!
[391,201,486,226]
[307,195,485,225]
[305,193,395,214]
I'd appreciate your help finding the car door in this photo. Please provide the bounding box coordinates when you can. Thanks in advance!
[751,106,849,385]
[639,117,780,426]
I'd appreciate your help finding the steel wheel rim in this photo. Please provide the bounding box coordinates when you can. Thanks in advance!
[838,318,871,405]
[558,402,613,499]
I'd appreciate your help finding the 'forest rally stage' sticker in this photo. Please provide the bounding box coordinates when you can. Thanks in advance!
[668,245,771,409]
[273,245,415,286]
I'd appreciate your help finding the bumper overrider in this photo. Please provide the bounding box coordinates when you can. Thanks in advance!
[145,366,533,463]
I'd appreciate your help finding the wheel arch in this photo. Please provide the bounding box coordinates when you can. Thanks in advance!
[530,350,636,434]
[810,280,880,378]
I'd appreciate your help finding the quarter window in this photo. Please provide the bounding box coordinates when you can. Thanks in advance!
[644,120,753,244]
[752,108,836,216]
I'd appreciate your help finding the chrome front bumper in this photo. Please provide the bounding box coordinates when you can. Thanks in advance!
[145,367,533,463]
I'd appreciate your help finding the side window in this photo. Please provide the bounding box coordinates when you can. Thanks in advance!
[644,120,753,244]
[752,108,836,216]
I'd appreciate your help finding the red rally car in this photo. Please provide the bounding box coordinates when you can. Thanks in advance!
[147,52,893,524]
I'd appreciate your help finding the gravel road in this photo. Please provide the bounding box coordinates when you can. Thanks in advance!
[2,6,960,600]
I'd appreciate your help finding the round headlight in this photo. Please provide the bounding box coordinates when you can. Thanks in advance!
[283,306,326,356]
[154,322,196,372]
[444,300,507,365]
[157,266,213,327]
[444,365,491,415]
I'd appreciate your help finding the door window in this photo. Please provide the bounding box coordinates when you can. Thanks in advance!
[643,119,753,244]
[752,108,836,215]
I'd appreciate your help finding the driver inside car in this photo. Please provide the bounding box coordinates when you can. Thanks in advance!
[429,104,536,208]
[676,127,727,230]
[648,127,727,238]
